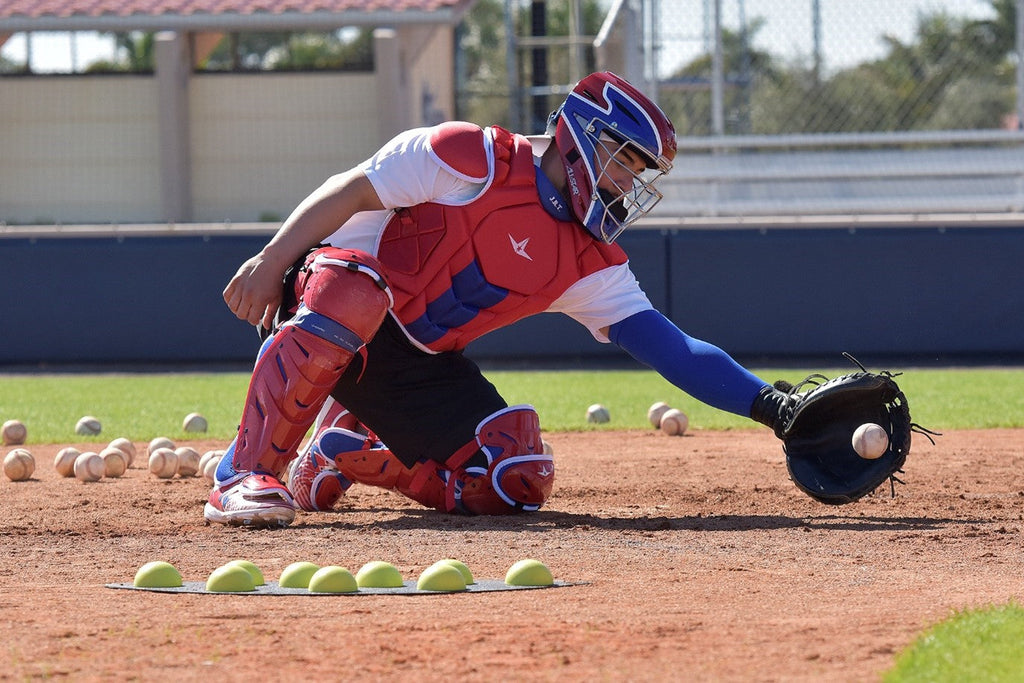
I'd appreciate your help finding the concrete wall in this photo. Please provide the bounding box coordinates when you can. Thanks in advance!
[0,76,162,223]
[0,70,398,225]
[2,222,1021,366]
[189,72,381,222]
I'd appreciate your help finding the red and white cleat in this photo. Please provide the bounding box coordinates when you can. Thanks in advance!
[287,430,361,512]
[204,473,297,528]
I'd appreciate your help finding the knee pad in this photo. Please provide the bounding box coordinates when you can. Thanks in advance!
[455,405,554,515]
[297,247,393,342]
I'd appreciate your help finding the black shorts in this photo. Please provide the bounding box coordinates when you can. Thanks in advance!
[330,315,508,468]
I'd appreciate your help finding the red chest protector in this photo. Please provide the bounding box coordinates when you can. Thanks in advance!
[376,123,626,352]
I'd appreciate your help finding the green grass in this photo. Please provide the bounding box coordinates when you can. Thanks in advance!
[486,367,1024,432]
[0,373,251,444]
[884,603,1024,682]
[1,366,1022,443]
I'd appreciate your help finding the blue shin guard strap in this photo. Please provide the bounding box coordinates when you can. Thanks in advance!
[608,309,768,417]
[289,306,365,353]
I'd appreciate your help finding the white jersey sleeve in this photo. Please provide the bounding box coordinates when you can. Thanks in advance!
[546,263,655,343]
[322,127,487,252]
[360,127,486,209]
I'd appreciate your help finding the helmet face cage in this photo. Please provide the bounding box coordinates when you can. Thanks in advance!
[590,130,670,243]
[555,73,676,243]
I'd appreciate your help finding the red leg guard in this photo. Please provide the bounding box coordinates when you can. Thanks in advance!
[325,406,552,516]
[333,448,451,512]
[233,326,358,477]
[231,251,391,478]
[457,405,554,514]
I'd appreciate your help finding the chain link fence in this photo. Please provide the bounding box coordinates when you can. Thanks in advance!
[646,0,1022,136]
[469,0,1024,217]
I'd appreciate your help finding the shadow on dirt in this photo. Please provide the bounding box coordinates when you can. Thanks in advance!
[297,509,980,533]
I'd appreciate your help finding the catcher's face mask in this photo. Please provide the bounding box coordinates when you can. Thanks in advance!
[549,71,677,244]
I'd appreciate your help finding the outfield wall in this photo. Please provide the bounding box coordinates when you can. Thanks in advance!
[2,220,1022,366]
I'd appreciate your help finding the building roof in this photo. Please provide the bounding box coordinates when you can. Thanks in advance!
[0,0,475,31]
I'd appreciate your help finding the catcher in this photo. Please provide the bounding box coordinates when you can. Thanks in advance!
[206,72,917,528]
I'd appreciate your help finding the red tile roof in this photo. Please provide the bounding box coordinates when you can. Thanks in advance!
[1,0,473,28]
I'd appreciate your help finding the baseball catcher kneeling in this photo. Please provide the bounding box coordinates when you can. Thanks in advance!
[207,71,932,528]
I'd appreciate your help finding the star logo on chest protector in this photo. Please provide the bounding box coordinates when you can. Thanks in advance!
[509,234,533,261]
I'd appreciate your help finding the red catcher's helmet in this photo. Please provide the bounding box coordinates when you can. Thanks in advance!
[548,72,677,243]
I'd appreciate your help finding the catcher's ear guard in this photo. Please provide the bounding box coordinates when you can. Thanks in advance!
[780,355,940,505]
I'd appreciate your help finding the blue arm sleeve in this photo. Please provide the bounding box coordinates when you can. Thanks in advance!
[607,309,768,418]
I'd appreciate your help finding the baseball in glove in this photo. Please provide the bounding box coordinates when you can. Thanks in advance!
[751,353,939,505]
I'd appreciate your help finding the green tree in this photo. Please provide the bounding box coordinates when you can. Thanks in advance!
[0,52,25,74]
[660,19,780,136]
[83,31,154,72]
[198,30,371,71]
[266,31,372,70]
[457,0,607,129]
[745,2,1017,134]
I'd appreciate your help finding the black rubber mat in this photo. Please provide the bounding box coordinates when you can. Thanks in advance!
[106,579,581,595]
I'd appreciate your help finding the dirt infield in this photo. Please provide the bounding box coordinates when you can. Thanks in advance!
[3,428,1022,681]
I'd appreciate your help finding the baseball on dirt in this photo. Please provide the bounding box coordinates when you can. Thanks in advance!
[647,402,671,429]
[73,451,104,482]
[75,416,102,436]
[660,408,689,436]
[852,423,889,460]
[149,447,179,479]
[108,438,136,466]
[3,448,35,481]
[182,412,208,433]
[148,437,175,456]
[100,447,128,478]
[175,447,201,477]
[586,404,610,424]
[54,447,81,477]
[200,450,223,483]
[2,419,27,445]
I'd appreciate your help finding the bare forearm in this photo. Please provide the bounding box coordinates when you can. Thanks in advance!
[224,169,384,327]
[260,169,384,270]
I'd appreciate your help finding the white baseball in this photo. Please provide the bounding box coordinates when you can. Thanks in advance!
[852,423,889,460]
[541,439,554,456]
[2,419,28,445]
[587,404,610,424]
[4,448,35,481]
[182,412,208,433]
[149,447,179,479]
[202,452,223,483]
[148,437,175,457]
[75,416,103,436]
[100,447,128,478]
[107,438,136,467]
[660,408,689,436]
[175,446,201,477]
[647,402,671,429]
[73,451,105,482]
[54,447,81,477]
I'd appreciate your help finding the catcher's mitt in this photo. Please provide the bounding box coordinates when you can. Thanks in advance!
[777,354,937,505]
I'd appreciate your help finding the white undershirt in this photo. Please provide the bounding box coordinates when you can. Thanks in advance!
[325,126,654,343]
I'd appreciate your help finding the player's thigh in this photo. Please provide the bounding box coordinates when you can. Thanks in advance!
[332,318,507,466]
